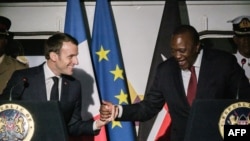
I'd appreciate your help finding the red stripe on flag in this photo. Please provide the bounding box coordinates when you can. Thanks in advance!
[155,104,171,141]
[93,114,107,141]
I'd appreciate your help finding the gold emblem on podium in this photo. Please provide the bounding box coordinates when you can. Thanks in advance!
[0,104,35,141]
[218,102,250,139]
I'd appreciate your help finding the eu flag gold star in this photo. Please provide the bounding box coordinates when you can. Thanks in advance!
[115,89,128,104]
[110,65,124,81]
[96,45,110,62]
[115,90,128,104]
[112,120,122,128]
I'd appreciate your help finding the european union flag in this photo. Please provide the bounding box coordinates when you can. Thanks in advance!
[91,0,136,140]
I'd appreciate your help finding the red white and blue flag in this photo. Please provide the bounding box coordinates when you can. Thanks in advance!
[64,0,107,141]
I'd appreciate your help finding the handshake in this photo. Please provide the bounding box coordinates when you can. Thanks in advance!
[99,101,119,122]
[96,101,119,128]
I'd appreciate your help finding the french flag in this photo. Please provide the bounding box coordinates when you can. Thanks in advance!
[64,0,107,141]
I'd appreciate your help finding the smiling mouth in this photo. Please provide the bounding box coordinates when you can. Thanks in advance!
[178,60,185,66]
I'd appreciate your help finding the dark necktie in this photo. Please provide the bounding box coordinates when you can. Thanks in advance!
[187,66,197,105]
[50,76,59,101]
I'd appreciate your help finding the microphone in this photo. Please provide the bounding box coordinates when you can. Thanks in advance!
[241,58,246,68]
[9,77,28,101]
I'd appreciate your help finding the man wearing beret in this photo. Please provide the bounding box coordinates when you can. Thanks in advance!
[228,15,250,82]
[0,15,28,94]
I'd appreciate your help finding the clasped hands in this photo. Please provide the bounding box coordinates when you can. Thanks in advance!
[100,101,119,122]
[95,101,118,128]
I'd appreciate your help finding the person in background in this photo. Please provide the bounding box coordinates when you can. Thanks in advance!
[6,39,29,64]
[228,16,250,82]
[0,33,108,137]
[100,25,250,141]
[0,15,28,94]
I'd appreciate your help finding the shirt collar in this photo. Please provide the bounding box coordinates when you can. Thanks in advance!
[44,61,60,80]
[193,49,203,68]
[235,51,246,60]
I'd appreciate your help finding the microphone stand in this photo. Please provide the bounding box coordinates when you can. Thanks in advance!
[9,86,15,101]
[9,77,28,101]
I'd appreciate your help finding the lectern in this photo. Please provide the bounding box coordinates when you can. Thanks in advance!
[0,101,68,141]
[184,99,250,141]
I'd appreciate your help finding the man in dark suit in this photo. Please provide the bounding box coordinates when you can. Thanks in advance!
[0,33,107,137]
[100,25,250,141]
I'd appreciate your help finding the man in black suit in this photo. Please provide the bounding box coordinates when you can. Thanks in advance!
[100,25,250,141]
[1,33,107,137]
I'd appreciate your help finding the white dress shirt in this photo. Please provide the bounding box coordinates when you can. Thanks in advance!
[43,62,62,101]
[234,51,250,82]
[182,49,202,95]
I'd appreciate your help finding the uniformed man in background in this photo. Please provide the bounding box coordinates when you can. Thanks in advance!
[228,15,250,82]
[0,15,28,94]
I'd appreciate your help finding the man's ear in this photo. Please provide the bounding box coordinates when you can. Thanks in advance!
[196,42,201,52]
[49,52,58,61]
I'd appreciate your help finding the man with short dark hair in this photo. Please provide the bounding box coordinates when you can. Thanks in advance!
[100,25,250,141]
[1,33,108,137]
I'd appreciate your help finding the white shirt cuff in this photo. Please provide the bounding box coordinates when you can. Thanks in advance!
[117,105,123,118]
[93,120,99,130]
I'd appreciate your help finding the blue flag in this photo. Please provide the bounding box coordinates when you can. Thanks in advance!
[64,0,86,42]
[64,0,107,141]
[91,0,136,140]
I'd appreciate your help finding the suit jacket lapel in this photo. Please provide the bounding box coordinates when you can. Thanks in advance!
[34,64,48,101]
[196,49,216,98]
[171,61,188,102]
[171,59,196,107]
